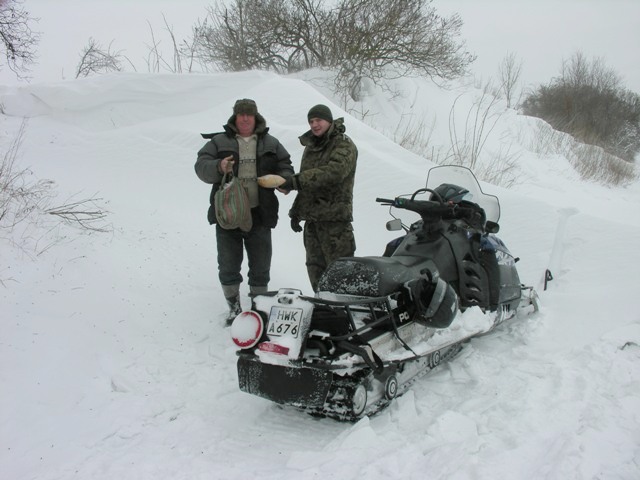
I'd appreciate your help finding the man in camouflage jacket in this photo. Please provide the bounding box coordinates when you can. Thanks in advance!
[195,98,293,323]
[283,104,358,292]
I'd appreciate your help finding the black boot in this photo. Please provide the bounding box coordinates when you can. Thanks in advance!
[222,284,242,326]
[225,295,242,326]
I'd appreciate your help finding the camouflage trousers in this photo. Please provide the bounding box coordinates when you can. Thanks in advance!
[303,221,356,292]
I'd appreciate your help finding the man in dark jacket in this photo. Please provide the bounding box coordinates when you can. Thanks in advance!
[282,104,358,292]
[195,98,293,323]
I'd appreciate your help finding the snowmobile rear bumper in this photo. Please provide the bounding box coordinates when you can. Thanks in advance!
[237,354,333,408]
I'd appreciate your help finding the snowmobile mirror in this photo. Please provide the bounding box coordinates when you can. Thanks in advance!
[386,219,403,231]
[485,221,499,233]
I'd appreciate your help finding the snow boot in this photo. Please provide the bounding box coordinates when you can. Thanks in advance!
[222,284,242,326]
[250,285,268,296]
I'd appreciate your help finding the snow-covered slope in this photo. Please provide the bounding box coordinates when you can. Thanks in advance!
[1,71,639,479]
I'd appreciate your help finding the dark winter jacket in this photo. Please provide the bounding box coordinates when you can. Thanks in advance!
[289,118,358,222]
[195,113,293,228]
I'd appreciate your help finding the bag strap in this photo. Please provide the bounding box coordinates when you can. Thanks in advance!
[220,171,233,186]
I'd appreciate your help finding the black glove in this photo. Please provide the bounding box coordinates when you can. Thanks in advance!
[281,175,298,191]
[290,216,303,233]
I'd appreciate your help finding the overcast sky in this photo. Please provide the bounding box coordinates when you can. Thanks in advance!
[434,0,640,93]
[2,0,639,94]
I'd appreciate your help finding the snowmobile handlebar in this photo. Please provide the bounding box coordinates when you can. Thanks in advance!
[376,196,476,222]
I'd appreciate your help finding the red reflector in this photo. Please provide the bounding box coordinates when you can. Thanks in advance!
[257,342,290,355]
[231,311,264,349]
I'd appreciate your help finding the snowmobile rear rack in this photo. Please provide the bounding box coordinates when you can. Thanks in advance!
[299,293,419,363]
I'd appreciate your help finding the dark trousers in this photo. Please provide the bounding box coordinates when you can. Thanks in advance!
[216,224,272,287]
[303,221,355,292]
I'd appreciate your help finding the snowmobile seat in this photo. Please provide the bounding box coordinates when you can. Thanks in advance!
[317,256,436,297]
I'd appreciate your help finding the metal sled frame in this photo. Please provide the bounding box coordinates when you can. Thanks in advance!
[296,293,419,369]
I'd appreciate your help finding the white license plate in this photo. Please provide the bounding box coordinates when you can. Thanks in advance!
[267,306,303,338]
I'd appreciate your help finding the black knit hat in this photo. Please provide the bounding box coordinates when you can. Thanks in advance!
[307,104,333,123]
[233,98,258,116]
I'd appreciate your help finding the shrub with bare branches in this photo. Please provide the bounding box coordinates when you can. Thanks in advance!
[76,38,125,78]
[1,121,111,273]
[192,0,474,100]
[145,14,201,74]
[522,52,640,163]
[0,0,40,79]
[448,89,502,170]
[443,89,524,187]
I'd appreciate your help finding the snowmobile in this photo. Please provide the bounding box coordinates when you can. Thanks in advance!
[229,165,539,421]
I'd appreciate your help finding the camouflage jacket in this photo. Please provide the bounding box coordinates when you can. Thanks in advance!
[290,118,358,223]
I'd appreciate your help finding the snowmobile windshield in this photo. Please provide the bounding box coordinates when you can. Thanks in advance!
[426,165,500,223]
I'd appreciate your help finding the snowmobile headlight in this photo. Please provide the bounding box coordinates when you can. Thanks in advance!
[230,310,264,349]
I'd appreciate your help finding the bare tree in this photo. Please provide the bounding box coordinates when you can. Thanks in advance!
[560,51,620,91]
[75,38,124,78]
[0,0,40,79]
[192,0,310,73]
[192,0,475,100]
[329,0,474,99]
[498,52,522,108]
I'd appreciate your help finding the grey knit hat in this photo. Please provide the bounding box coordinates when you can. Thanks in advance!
[233,98,258,116]
[307,104,333,123]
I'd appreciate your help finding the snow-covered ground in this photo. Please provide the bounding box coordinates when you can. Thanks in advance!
[1,70,639,479]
